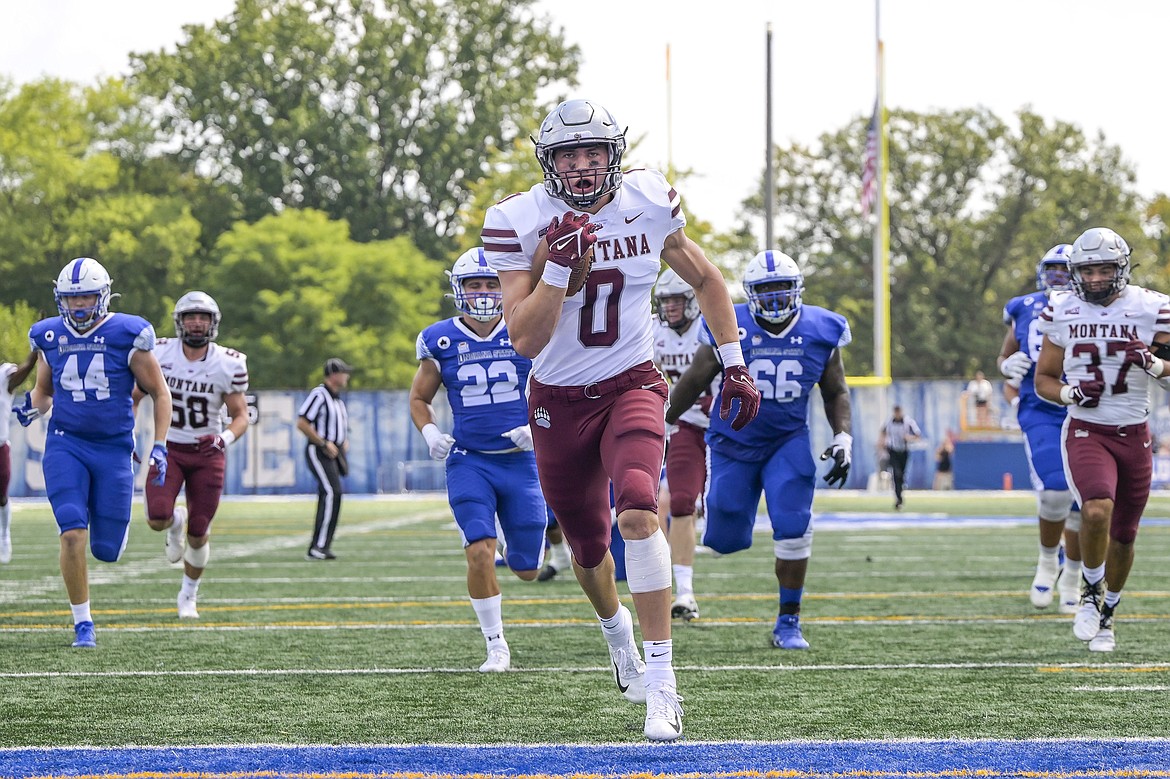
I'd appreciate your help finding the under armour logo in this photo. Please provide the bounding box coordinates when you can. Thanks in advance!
[790,336,803,344]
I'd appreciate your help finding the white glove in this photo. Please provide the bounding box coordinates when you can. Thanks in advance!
[421,423,455,461]
[501,424,534,451]
[999,351,1032,381]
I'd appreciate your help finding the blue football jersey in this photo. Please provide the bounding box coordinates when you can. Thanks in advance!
[416,317,533,452]
[1002,292,1066,428]
[702,304,850,461]
[29,313,157,441]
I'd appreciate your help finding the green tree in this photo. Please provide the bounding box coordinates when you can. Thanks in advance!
[130,0,579,258]
[750,108,1144,377]
[0,77,202,323]
[205,209,442,388]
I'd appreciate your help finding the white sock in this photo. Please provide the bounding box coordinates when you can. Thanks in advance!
[643,639,675,689]
[598,604,632,649]
[471,594,505,644]
[181,574,201,597]
[550,541,572,570]
[1038,543,1060,563]
[1063,559,1083,585]
[0,502,10,533]
[1104,590,1121,609]
[673,564,693,597]
[71,601,92,625]
[1083,564,1105,585]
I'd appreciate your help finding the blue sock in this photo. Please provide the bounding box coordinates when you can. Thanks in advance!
[780,587,803,614]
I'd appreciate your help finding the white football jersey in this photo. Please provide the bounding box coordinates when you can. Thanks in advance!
[0,362,16,444]
[484,169,687,386]
[653,317,718,428]
[1039,286,1170,425]
[155,338,250,444]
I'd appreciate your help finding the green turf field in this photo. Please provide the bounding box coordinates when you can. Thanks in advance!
[1,491,1168,747]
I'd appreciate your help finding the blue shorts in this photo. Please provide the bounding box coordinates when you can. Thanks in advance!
[704,430,815,555]
[43,428,135,562]
[445,449,548,572]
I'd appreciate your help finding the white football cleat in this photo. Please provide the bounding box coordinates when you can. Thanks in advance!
[165,507,188,564]
[1058,575,1080,615]
[177,591,200,620]
[643,682,684,742]
[1073,577,1104,642]
[671,594,699,622]
[479,642,511,673]
[1029,555,1061,609]
[607,605,646,703]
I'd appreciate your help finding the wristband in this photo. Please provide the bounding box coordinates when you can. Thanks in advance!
[219,429,237,447]
[421,423,444,448]
[717,341,746,368]
[541,262,572,289]
[1058,385,1075,405]
[153,440,166,449]
[1149,359,1165,378]
[831,432,853,449]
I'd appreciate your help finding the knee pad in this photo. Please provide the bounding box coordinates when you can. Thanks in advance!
[1065,509,1082,533]
[184,541,210,569]
[90,531,128,563]
[1038,490,1073,522]
[774,528,814,561]
[624,529,672,593]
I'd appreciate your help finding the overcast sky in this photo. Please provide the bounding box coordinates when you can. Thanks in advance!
[3,0,1166,236]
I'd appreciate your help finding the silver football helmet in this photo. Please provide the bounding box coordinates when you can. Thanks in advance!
[654,268,699,327]
[743,250,804,324]
[173,291,222,347]
[446,247,502,322]
[54,257,112,333]
[1035,244,1072,292]
[1069,227,1131,303]
[533,99,627,209]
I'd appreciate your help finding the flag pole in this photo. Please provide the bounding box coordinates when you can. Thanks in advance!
[666,43,673,176]
[764,22,774,247]
[873,0,891,381]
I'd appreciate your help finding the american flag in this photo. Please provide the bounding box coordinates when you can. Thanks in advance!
[861,101,879,218]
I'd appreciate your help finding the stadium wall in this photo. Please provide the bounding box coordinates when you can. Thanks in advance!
[7,381,1170,496]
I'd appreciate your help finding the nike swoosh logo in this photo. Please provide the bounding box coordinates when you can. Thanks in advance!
[641,383,661,390]
[551,235,578,252]
[625,212,644,224]
[1145,440,1152,448]
[650,651,669,658]
[668,714,681,733]
[612,660,629,693]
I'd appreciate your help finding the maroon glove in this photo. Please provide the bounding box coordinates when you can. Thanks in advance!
[1069,380,1105,408]
[1121,339,1155,372]
[545,211,599,268]
[196,433,229,456]
[719,365,762,431]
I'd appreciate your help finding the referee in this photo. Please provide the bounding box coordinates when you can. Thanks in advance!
[296,357,352,560]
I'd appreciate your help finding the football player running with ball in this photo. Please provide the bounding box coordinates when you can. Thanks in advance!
[666,250,853,652]
[409,247,550,673]
[482,99,760,741]
[133,291,249,620]
[1035,227,1170,652]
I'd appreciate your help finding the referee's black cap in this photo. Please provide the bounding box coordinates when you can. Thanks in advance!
[324,357,353,376]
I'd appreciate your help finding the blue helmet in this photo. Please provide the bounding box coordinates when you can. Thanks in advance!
[1035,244,1073,292]
[743,250,803,324]
[446,247,502,322]
[55,257,112,333]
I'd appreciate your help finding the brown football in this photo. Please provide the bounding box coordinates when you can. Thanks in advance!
[532,247,595,297]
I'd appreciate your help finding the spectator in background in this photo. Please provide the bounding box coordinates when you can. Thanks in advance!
[878,405,921,510]
[967,370,994,427]
[297,357,351,561]
[933,433,955,491]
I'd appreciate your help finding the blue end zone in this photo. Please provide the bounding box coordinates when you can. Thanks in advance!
[5,739,1170,777]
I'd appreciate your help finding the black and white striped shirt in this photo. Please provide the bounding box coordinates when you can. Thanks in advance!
[298,384,348,445]
[881,416,921,452]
